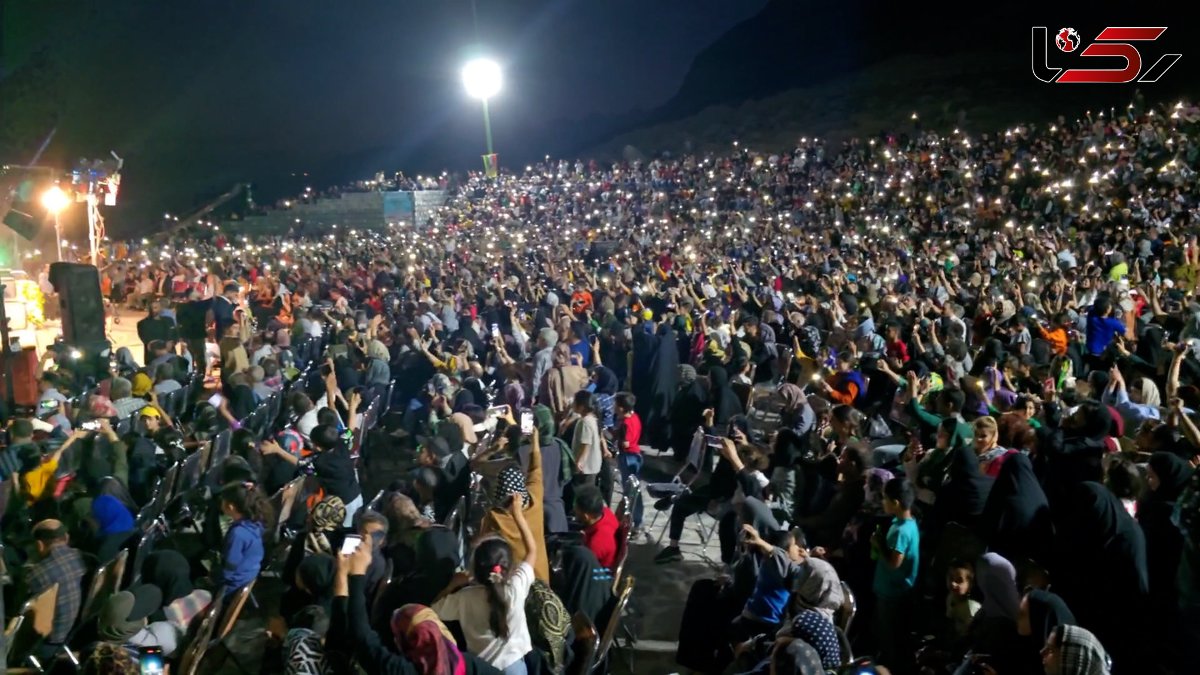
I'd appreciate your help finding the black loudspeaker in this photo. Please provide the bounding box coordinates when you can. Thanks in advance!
[49,262,107,344]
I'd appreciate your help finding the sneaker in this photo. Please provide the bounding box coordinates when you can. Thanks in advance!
[654,545,683,564]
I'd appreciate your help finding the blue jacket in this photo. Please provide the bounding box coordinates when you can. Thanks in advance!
[220,519,264,594]
[1086,312,1126,355]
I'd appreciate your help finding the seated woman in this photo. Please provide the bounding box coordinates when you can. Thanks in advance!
[434,493,539,674]
[478,427,548,583]
[141,550,212,632]
[334,540,502,675]
[96,584,180,657]
[551,544,614,627]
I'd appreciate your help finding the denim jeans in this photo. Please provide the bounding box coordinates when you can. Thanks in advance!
[617,453,644,527]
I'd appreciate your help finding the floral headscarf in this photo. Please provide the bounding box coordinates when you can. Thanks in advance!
[390,604,466,675]
[305,496,346,555]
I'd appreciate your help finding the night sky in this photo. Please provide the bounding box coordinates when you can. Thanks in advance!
[3,0,768,223]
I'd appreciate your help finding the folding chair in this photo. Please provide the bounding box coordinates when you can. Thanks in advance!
[126,522,165,587]
[645,431,706,543]
[610,510,633,594]
[566,611,600,675]
[209,429,232,470]
[591,575,635,674]
[834,580,857,660]
[215,581,255,640]
[5,583,58,671]
[370,559,395,620]
[136,463,180,532]
[79,549,129,621]
[176,592,225,675]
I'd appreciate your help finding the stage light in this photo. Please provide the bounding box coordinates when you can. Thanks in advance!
[462,58,502,100]
[41,186,69,213]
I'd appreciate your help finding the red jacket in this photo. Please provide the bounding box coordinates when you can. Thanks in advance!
[583,507,619,569]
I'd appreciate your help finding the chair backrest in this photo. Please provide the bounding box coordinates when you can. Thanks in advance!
[175,450,205,496]
[216,581,255,640]
[177,593,225,675]
[209,429,232,469]
[27,583,59,639]
[138,462,180,530]
[592,575,634,671]
[3,583,57,668]
[836,580,856,634]
[369,559,395,619]
[271,477,305,542]
[611,511,633,594]
[367,489,385,512]
[613,495,629,523]
[127,523,164,588]
[568,611,600,675]
[80,549,128,620]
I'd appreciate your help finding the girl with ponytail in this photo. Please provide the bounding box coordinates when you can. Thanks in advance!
[433,492,538,674]
[216,481,273,596]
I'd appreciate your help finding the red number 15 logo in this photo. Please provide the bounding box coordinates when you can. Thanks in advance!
[1032,26,1181,83]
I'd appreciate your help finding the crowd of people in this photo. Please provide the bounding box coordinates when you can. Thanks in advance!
[3,94,1200,675]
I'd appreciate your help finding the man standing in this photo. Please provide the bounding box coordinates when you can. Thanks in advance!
[136,299,176,365]
[25,520,87,658]
[212,283,240,342]
[176,288,213,372]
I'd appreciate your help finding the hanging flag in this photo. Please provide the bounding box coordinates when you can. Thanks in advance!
[482,153,499,178]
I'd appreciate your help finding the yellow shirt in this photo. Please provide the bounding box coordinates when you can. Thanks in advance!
[22,458,59,503]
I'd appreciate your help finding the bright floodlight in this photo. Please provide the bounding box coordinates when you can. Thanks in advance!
[41,186,70,213]
[462,58,502,100]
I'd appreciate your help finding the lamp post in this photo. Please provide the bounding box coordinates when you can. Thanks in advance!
[461,57,502,169]
[41,185,70,261]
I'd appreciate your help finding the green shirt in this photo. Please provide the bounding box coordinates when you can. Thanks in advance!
[873,515,920,598]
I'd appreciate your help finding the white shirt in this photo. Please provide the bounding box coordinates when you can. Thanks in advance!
[433,561,535,670]
[572,414,603,476]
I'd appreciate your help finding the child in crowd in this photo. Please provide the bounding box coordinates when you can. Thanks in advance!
[945,558,981,641]
[217,481,272,596]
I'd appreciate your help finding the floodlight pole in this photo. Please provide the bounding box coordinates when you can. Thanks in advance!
[482,98,495,156]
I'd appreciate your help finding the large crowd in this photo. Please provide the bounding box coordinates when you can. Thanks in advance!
[3,95,1200,675]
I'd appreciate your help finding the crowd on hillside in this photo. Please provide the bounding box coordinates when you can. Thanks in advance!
[3,95,1200,675]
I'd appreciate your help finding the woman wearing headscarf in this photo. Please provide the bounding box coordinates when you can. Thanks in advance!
[365,339,393,388]
[1051,482,1148,670]
[97,584,180,656]
[1013,589,1077,674]
[479,436,549,582]
[669,364,708,460]
[977,452,1053,567]
[960,553,1024,674]
[930,443,993,533]
[1137,452,1191,620]
[390,604,467,675]
[550,545,613,627]
[541,343,589,418]
[142,550,212,631]
[780,609,842,669]
[529,406,569,534]
[293,554,337,616]
[642,322,681,450]
[1042,624,1111,675]
[708,365,744,426]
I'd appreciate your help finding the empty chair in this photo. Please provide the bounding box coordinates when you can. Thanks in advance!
[215,581,255,641]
